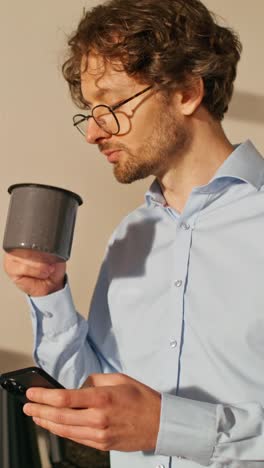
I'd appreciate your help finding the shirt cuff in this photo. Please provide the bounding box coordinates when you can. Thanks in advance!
[27,280,79,336]
[155,393,217,466]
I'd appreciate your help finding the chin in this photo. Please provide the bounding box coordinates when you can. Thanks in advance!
[113,166,151,184]
[113,171,137,184]
[113,158,155,184]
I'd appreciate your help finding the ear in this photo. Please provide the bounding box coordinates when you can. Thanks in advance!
[176,78,204,117]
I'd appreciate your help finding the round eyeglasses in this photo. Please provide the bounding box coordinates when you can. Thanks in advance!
[73,85,153,137]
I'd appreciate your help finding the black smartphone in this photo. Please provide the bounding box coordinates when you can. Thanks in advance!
[0,366,64,404]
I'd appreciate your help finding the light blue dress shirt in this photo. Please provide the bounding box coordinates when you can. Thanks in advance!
[29,140,264,468]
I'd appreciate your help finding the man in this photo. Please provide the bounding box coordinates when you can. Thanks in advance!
[4,0,264,467]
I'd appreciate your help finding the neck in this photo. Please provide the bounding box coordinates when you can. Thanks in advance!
[157,112,234,213]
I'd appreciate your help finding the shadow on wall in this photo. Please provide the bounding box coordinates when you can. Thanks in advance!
[228,91,264,123]
[0,349,34,373]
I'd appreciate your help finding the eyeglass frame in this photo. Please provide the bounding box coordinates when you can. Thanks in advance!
[73,85,153,137]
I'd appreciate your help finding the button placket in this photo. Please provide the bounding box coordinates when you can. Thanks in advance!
[169,219,193,374]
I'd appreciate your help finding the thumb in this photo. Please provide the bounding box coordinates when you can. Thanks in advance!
[83,373,133,388]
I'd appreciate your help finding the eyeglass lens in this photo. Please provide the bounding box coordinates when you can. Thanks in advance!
[92,106,119,135]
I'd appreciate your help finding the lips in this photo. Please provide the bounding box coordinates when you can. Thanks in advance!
[101,149,122,163]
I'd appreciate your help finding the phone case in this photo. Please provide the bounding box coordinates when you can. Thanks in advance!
[0,366,64,404]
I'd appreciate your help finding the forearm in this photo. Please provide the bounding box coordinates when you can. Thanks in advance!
[155,393,264,465]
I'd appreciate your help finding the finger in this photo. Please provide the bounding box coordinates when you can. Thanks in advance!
[26,387,108,409]
[23,404,108,429]
[5,256,54,280]
[5,250,57,266]
[4,251,54,269]
[87,373,134,387]
[32,417,109,444]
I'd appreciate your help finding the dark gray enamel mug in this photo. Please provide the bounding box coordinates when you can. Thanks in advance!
[3,183,83,262]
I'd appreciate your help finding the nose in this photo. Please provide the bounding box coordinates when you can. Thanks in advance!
[86,118,111,144]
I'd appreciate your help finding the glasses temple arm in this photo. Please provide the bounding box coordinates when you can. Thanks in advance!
[111,85,153,111]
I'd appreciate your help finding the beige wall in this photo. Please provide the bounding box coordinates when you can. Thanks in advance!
[0,1,263,368]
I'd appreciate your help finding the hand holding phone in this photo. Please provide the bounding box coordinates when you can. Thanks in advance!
[0,366,64,404]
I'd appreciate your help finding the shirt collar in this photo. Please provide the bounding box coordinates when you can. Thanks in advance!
[212,140,264,189]
[145,140,264,207]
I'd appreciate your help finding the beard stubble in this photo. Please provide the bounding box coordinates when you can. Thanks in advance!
[113,105,191,184]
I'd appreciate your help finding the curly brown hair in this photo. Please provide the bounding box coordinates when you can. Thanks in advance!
[62,0,242,120]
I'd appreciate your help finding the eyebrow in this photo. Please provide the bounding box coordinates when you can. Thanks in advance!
[83,88,124,107]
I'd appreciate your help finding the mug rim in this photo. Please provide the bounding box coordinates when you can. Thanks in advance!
[8,183,83,206]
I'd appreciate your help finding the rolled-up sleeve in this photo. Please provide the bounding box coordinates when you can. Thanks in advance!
[155,393,264,465]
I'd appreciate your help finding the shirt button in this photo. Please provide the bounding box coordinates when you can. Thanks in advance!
[180,222,190,230]
[39,360,46,366]
[170,339,178,348]
[174,280,183,287]
[43,311,53,318]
